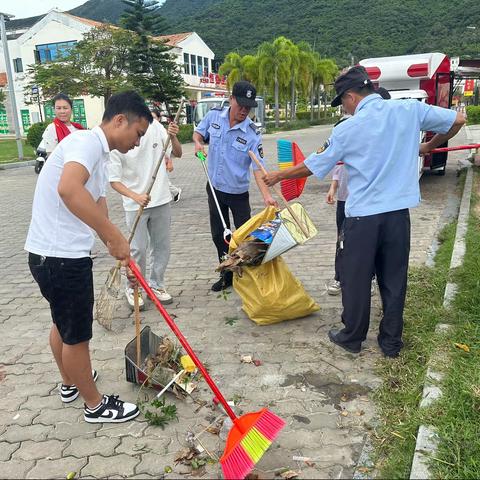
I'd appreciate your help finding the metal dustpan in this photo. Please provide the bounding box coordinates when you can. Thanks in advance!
[262,202,317,263]
[124,326,196,395]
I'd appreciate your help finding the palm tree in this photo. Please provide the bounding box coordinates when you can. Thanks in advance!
[284,40,300,121]
[316,59,338,118]
[257,37,291,127]
[310,56,338,119]
[219,53,261,92]
[241,54,260,86]
[218,52,244,90]
[296,42,315,120]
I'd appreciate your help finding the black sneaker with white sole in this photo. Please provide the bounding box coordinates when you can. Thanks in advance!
[84,394,139,423]
[60,369,99,403]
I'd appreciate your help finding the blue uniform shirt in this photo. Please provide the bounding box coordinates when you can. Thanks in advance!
[304,93,457,217]
[194,107,265,194]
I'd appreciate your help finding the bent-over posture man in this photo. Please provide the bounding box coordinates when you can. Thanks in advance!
[264,66,465,357]
[25,91,152,422]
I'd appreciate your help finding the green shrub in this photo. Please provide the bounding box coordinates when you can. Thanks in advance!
[466,105,480,125]
[26,121,51,149]
[265,116,340,133]
[176,123,194,144]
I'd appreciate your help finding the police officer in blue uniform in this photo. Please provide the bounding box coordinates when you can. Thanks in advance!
[264,66,465,357]
[193,81,276,291]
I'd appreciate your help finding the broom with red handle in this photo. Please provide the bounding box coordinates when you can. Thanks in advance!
[430,143,480,153]
[128,260,286,479]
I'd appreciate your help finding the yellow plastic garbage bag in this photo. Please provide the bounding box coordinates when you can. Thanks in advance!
[230,206,319,325]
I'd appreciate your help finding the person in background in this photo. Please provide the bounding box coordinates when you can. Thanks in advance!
[151,109,183,203]
[326,86,391,296]
[109,107,182,308]
[41,93,84,154]
[25,91,152,423]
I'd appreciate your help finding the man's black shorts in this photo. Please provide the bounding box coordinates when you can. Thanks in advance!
[28,253,94,345]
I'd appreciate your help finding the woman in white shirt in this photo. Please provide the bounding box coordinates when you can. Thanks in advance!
[41,93,84,154]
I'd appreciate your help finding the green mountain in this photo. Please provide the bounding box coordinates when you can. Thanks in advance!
[69,0,128,24]
[69,0,480,66]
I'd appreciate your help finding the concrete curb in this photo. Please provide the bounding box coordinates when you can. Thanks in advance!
[0,160,36,170]
[409,165,473,479]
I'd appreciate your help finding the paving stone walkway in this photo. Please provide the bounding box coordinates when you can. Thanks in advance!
[0,125,468,479]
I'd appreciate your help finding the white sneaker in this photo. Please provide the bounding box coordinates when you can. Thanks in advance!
[152,287,173,304]
[125,287,145,310]
[84,394,139,423]
[327,279,342,296]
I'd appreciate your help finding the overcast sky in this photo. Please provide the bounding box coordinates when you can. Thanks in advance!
[0,0,165,20]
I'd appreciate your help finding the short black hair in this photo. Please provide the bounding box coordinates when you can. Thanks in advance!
[102,91,153,124]
[53,93,73,108]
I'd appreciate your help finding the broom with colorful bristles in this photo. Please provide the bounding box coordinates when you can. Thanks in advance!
[128,260,286,479]
[277,139,307,201]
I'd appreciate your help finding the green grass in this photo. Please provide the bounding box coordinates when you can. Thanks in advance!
[373,168,480,479]
[372,221,455,478]
[427,168,480,478]
[0,139,35,164]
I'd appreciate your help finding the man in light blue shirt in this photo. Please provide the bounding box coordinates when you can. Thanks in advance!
[264,66,465,357]
[193,81,275,291]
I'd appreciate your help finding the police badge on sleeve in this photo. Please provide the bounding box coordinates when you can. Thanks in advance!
[316,139,330,153]
[258,144,264,158]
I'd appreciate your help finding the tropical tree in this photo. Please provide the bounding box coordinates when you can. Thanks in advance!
[218,53,244,90]
[316,58,338,118]
[284,39,300,120]
[219,53,260,91]
[257,37,292,127]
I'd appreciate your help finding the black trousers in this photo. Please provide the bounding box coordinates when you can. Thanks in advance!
[336,209,411,355]
[206,184,251,261]
[334,200,346,282]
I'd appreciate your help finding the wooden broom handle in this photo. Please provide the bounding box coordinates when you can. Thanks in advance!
[248,150,309,238]
[134,285,141,367]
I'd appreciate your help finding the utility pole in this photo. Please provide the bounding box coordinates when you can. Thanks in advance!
[0,12,23,160]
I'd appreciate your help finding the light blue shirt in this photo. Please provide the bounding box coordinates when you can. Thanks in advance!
[195,107,265,194]
[304,94,457,217]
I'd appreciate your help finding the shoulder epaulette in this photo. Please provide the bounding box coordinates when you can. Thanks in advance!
[210,106,224,111]
[249,123,261,135]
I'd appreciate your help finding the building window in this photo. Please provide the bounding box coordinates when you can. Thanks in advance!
[183,53,190,75]
[203,57,209,76]
[190,54,196,76]
[13,58,23,73]
[197,56,203,76]
[35,40,77,63]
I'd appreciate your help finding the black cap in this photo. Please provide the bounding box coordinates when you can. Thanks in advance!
[376,86,391,100]
[331,66,373,107]
[232,81,258,108]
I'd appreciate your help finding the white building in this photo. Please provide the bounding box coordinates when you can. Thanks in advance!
[0,9,227,135]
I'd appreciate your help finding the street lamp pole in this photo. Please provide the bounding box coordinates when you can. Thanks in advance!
[0,12,23,160]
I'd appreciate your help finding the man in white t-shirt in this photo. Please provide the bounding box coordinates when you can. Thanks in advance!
[109,115,182,308]
[25,91,153,423]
